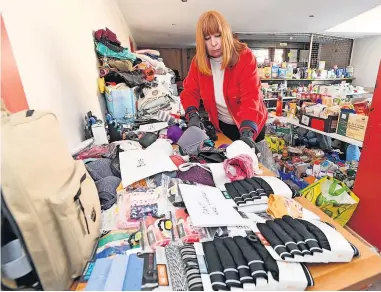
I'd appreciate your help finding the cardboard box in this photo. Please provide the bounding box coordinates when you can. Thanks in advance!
[337,112,369,141]
[258,68,265,79]
[299,113,338,133]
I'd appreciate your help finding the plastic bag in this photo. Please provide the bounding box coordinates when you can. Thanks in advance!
[320,180,357,205]
[301,176,359,225]
[256,140,279,176]
[117,187,167,229]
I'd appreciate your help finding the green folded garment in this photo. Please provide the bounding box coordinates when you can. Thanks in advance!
[96,42,137,61]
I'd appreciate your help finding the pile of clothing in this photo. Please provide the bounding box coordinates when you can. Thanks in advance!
[94,27,181,123]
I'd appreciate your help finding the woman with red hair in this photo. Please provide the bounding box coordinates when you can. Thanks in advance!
[180,11,268,148]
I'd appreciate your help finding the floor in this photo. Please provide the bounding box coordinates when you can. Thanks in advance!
[367,280,381,290]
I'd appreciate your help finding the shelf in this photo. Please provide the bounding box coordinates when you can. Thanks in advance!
[261,78,355,82]
[345,91,369,96]
[263,96,296,101]
[267,114,363,147]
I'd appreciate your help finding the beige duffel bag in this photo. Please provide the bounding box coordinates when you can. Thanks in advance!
[1,109,101,290]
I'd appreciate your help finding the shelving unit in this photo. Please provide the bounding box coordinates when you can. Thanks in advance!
[267,114,363,147]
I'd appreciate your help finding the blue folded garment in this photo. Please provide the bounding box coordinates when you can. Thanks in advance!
[85,258,112,291]
[123,254,144,291]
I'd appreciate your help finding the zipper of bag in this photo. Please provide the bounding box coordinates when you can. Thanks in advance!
[1,192,42,290]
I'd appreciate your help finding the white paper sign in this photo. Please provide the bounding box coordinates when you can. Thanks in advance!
[139,122,168,132]
[179,184,245,227]
[119,149,177,187]
[92,124,109,145]
[301,115,310,126]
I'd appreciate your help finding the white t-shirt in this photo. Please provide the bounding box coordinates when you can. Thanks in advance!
[210,57,235,125]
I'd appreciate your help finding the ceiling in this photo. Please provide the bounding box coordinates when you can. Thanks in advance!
[117,0,381,48]
[326,5,381,38]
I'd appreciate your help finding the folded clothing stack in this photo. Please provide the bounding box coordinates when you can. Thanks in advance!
[199,236,313,291]
[85,158,121,210]
[255,215,358,263]
[179,244,204,291]
[224,176,293,207]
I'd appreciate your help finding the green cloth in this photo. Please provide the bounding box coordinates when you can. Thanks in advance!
[96,42,136,62]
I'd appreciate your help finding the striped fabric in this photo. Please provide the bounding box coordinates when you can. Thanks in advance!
[180,244,204,291]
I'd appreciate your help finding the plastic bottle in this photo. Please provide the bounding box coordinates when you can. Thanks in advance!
[313,161,321,177]
[276,94,283,116]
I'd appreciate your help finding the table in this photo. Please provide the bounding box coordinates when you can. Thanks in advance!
[72,134,381,291]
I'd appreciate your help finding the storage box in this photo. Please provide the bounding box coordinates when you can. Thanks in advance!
[264,67,271,79]
[105,87,136,121]
[299,114,338,133]
[337,111,369,141]
[258,68,265,79]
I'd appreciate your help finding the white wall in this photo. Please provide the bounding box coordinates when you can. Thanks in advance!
[351,35,381,88]
[2,0,136,150]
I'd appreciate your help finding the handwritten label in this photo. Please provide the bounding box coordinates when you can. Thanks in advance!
[198,192,219,216]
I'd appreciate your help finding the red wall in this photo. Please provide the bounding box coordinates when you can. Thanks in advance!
[1,16,29,112]
[349,61,381,250]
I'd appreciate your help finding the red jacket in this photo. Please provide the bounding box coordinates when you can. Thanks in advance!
[180,48,268,139]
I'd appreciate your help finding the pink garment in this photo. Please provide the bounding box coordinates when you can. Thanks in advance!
[223,154,255,181]
[75,144,116,160]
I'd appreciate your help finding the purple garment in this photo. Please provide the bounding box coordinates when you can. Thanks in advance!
[218,144,229,149]
[167,125,183,144]
[176,166,215,187]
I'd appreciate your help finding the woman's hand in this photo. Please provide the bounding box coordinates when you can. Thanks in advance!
[188,111,205,130]
[240,129,260,155]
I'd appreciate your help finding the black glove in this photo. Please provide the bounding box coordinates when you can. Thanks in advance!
[240,129,260,155]
[188,111,205,130]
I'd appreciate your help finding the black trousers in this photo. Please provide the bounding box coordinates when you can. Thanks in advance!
[219,120,265,142]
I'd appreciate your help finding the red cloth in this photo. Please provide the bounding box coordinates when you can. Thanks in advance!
[180,48,268,139]
[170,155,186,168]
[94,27,121,45]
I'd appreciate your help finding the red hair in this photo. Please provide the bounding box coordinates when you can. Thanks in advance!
[195,10,247,75]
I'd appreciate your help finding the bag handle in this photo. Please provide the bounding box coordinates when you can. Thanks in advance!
[328,180,348,196]
[74,174,90,234]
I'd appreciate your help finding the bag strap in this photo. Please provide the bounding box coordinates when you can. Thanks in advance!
[73,174,90,234]
[328,180,348,196]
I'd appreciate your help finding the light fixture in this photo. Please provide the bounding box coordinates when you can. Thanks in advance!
[181,0,187,2]
[309,15,315,18]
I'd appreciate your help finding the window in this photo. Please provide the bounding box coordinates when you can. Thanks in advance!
[252,49,269,65]
[274,49,284,64]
